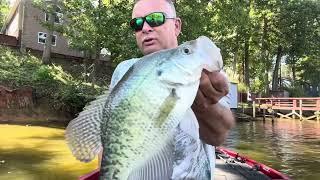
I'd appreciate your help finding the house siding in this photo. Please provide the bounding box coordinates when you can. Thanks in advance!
[21,1,83,58]
[0,34,18,47]
[5,9,19,37]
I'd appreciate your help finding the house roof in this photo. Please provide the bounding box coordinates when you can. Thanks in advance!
[1,0,21,33]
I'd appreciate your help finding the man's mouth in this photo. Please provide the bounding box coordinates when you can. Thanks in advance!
[143,38,156,46]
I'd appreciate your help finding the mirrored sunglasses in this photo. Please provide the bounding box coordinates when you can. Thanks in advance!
[129,12,175,32]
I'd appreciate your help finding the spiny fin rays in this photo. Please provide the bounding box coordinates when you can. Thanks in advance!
[65,90,109,162]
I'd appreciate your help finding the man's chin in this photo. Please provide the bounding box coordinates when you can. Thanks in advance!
[142,46,161,55]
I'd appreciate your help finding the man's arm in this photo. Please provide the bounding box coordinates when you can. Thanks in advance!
[192,70,235,146]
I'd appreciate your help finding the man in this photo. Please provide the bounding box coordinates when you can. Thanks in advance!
[107,0,235,179]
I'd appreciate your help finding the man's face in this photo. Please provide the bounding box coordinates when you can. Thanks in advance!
[132,0,181,55]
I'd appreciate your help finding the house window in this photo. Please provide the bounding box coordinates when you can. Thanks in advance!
[45,6,63,24]
[38,32,57,46]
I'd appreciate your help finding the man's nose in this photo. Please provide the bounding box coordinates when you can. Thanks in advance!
[141,21,153,33]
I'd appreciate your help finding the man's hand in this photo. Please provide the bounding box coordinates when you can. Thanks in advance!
[192,70,235,146]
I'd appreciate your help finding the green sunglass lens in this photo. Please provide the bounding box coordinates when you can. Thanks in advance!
[130,18,144,31]
[136,18,144,26]
[130,13,166,31]
[146,13,165,27]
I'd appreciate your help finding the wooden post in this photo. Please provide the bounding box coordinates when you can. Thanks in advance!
[271,110,275,122]
[317,100,320,121]
[253,101,256,118]
[263,109,266,121]
[299,99,303,120]
[292,99,296,119]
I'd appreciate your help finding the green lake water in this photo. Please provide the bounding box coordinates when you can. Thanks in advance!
[223,118,320,180]
[1,118,319,179]
[0,124,97,180]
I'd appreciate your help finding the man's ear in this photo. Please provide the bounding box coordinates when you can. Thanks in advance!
[174,17,182,37]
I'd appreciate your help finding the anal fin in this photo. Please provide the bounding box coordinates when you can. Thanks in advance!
[128,137,174,180]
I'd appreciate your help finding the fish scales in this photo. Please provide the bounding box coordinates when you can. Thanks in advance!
[65,36,223,180]
[100,55,176,179]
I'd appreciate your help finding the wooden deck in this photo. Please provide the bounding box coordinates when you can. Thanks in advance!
[254,98,320,120]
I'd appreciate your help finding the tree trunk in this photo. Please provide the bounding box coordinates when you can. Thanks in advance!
[18,0,26,54]
[272,45,282,91]
[292,63,296,86]
[91,50,100,86]
[265,69,269,95]
[90,0,103,86]
[42,0,58,64]
[311,83,318,96]
[244,38,250,88]
[262,15,269,94]
[232,48,238,79]
[241,52,245,83]
[83,50,89,82]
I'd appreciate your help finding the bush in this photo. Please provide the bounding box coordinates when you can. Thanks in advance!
[284,86,305,97]
[0,46,105,116]
[237,82,249,93]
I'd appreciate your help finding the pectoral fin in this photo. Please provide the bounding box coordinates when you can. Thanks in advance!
[155,88,179,128]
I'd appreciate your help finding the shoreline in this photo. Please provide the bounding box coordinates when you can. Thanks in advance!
[0,120,68,129]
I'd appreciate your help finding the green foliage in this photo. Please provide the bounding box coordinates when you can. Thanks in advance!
[62,0,140,66]
[0,0,9,25]
[27,0,320,96]
[0,46,41,87]
[32,0,65,34]
[297,56,320,86]
[284,85,305,97]
[175,0,215,42]
[237,82,249,93]
[207,0,320,94]
[0,46,104,115]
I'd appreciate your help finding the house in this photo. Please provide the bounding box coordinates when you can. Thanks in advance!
[0,0,83,59]
[229,82,238,109]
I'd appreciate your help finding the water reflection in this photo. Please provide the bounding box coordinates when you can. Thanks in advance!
[0,124,98,180]
[223,118,320,180]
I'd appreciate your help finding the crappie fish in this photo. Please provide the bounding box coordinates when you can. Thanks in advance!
[65,36,223,180]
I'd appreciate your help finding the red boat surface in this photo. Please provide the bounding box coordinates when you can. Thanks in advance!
[79,147,290,180]
[215,147,290,180]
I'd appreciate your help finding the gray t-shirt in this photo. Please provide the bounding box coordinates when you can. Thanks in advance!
[110,58,230,180]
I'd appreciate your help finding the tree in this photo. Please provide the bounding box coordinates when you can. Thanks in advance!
[33,0,62,64]
[61,0,139,84]
[28,0,318,96]
[0,0,9,26]
[43,0,59,64]
[297,56,320,96]
[63,0,139,65]
[208,0,258,89]
[278,0,320,86]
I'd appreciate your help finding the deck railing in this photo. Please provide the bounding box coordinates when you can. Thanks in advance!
[254,97,320,120]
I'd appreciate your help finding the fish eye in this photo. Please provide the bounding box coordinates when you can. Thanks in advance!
[183,47,191,55]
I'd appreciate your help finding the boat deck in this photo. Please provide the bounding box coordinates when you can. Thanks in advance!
[79,148,287,180]
[214,149,271,180]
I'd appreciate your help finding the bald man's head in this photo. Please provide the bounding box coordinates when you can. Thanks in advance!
[134,0,177,17]
[131,0,182,55]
